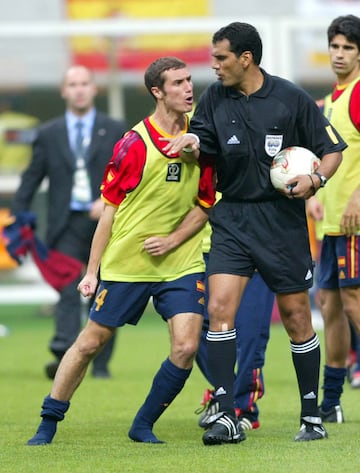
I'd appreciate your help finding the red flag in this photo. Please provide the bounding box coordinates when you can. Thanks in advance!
[2,211,83,292]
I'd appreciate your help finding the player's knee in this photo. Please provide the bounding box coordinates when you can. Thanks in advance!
[172,338,198,364]
[207,307,233,331]
[208,299,230,322]
[280,309,313,342]
[75,330,107,359]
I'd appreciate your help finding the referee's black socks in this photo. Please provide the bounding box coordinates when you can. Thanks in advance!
[290,334,321,419]
[206,329,237,416]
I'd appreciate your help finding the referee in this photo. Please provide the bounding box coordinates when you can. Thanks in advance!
[165,21,346,444]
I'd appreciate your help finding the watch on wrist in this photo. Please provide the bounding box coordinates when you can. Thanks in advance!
[314,172,327,188]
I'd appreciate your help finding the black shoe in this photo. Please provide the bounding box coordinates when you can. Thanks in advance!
[351,370,360,388]
[238,413,260,430]
[195,389,222,429]
[319,405,344,423]
[45,360,60,380]
[92,368,111,379]
[198,398,222,428]
[202,413,246,446]
[294,417,328,441]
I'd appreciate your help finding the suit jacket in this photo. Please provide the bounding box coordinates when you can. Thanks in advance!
[12,111,126,246]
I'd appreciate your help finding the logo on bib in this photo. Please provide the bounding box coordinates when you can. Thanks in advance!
[166,163,182,182]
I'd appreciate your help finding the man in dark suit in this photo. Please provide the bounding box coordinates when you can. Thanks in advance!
[12,65,126,379]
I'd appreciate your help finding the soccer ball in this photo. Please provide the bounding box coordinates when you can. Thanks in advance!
[270,146,321,190]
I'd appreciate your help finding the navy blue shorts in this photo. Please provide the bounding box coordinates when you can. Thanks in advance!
[208,198,314,294]
[89,273,205,328]
[317,234,360,289]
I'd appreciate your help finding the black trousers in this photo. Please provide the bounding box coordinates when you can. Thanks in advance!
[49,211,116,371]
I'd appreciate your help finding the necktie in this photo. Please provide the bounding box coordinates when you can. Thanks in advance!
[74,121,85,160]
[71,121,91,209]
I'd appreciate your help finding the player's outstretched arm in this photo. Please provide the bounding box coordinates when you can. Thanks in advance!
[78,203,117,297]
[160,133,200,162]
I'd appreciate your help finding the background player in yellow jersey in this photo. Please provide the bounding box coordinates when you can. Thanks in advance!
[307,14,360,422]
[26,56,215,446]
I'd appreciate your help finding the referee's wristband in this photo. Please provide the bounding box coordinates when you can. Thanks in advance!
[307,174,316,195]
[182,133,200,153]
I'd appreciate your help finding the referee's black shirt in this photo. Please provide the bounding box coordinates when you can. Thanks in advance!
[190,69,346,202]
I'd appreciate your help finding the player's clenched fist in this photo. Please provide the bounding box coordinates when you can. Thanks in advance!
[77,274,98,297]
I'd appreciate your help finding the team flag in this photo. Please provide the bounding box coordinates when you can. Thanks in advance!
[1,211,83,292]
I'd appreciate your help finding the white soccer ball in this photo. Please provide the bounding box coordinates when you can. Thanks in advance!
[270,146,321,190]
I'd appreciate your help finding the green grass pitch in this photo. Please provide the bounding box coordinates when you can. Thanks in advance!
[0,303,359,473]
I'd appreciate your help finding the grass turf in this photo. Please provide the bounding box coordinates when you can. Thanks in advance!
[0,303,359,473]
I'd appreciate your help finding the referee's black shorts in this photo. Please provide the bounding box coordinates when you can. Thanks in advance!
[208,198,314,294]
